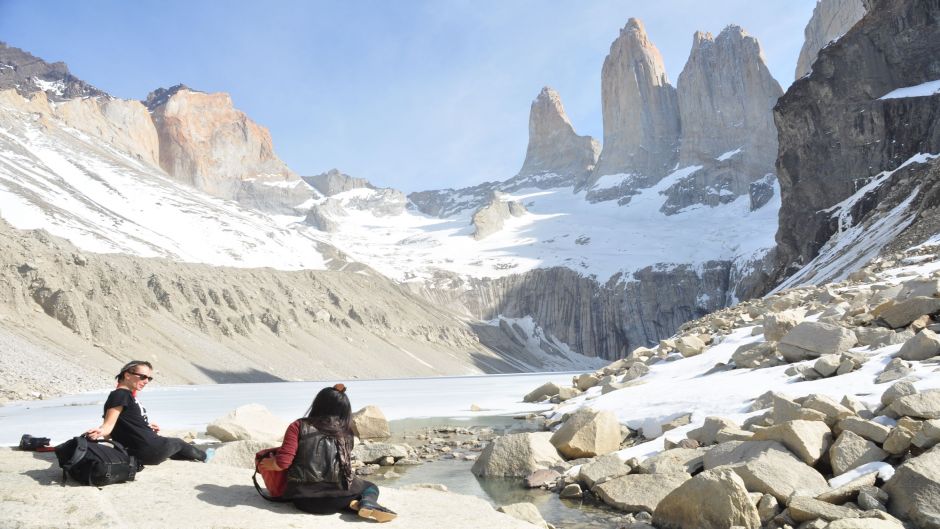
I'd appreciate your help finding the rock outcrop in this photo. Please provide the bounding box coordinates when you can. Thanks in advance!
[471,192,527,240]
[664,26,783,213]
[304,168,374,196]
[592,18,680,180]
[0,41,106,101]
[516,87,599,184]
[146,85,311,213]
[771,0,940,287]
[0,88,160,168]
[795,0,867,80]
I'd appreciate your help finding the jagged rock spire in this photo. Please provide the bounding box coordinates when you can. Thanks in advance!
[593,18,680,179]
[517,86,599,182]
[676,25,782,167]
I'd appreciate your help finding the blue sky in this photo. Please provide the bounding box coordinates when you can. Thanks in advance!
[0,1,817,192]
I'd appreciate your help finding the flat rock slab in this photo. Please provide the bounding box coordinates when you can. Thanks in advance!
[731,449,830,503]
[0,450,539,529]
[594,473,690,513]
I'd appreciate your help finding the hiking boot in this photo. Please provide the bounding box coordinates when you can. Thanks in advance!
[350,499,397,523]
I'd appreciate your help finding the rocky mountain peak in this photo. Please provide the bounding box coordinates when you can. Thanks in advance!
[0,41,106,101]
[795,0,867,80]
[143,84,195,111]
[516,86,599,183]
[592,17,680,180]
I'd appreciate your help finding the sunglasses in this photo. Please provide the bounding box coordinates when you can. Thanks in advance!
[129,371,154,382]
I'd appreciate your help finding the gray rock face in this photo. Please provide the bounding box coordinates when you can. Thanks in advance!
[593,18,680,180]
[471,193,527,240]
[664,26,783,214]
[0,41,106,101]
[771,0,940,285]
[795,0,867,80]
[517,87,599,183]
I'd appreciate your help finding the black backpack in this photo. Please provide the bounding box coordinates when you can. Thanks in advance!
[54,435,139,486]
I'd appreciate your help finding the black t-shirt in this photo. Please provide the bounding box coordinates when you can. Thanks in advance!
[103,388,161,450]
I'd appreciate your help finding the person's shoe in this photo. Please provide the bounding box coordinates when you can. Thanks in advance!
[352,499,397,523]
[203,448,216,463]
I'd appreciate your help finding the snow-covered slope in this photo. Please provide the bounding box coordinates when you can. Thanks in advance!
[0,91,334,270]
[298,165,779,283]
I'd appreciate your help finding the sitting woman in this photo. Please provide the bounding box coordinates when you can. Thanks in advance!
[86,360,208,465]
[258,384,396,523]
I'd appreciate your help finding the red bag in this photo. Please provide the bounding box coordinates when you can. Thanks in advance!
[253,447,289,501]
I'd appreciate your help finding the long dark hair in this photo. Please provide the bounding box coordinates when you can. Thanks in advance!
[303,384,354,489]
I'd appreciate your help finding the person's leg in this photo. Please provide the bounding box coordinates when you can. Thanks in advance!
[351,482,396,523]
[134,438,206,465]
[165,438,207,462]
[293,495,357,515]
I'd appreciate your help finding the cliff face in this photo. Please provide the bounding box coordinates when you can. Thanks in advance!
[146,85,311,213]
[663,26,783,213]
[592,18,680,181]
[772,0,940,283]
[794,0,867,80]
[517,87,599,183]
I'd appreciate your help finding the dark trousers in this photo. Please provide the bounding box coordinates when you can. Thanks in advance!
[292,482,379,515]
[134,437,206,465]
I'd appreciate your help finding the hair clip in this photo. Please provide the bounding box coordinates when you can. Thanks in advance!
[332,383,346,393]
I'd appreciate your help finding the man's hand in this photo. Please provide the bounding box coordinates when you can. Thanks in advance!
[150,422,161,433]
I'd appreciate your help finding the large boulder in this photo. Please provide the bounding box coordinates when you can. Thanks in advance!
[549,408,621,459]
[594,473,690,513]
[890,389,940,420]
[752,420,833,465]
[731,448,830,502]
[837,417,891,444]
[351,405,390,439]
[773,394,829,424]
[637,448,706,475]
[878,297,940,329]
[471,432,563,477]
[763,309,806,342]
[883,449,940,528]
[828,431,888,476]
[653,468,761,529]
[689,417,739,446]
[206,404,288,444]
[732,342,781,369]
[788,496,862,523]
[881,380,917,407]
[778,322,857,362]
[523,381,561,403]
[578,453,632,488]
[803,394,855,425]
[352,442,411,464]
[675,335,707,357]
[703,440,791,470]
[897,329,940,360]
[208,440,273,469]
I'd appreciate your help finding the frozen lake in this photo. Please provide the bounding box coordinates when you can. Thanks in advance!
[0,371,577,445]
